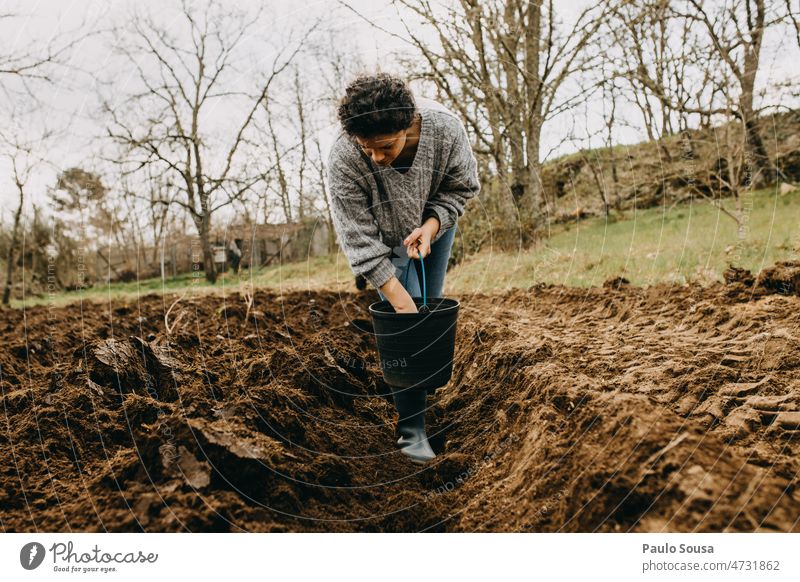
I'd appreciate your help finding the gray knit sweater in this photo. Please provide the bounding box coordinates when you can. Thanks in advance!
[327,97,481,289]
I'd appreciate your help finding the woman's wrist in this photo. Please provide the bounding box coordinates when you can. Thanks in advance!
[422,216,440,239]
[380,276,417,313]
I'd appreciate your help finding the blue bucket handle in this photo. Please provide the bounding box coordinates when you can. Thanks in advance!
[403,244,428,311]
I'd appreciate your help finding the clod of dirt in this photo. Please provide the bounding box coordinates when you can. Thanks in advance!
[87,336,179,401]
[10,338,53,360]
[755,261,800,296]
[724,262,800,299]
[603,276,630,290]
[160,445,212,489]
[775,411,800,430]
[723,265,755,286]
[183,417,298,499]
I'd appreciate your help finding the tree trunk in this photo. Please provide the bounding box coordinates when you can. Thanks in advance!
[2,187,24,305]
[738,0,771,187]
[502,0,526,208]
[735,192,746,240]
[739,93,771,187]
[314,137,337,255]
[524,124,546,234]
[194,214,217,284]
[522,0,546,235]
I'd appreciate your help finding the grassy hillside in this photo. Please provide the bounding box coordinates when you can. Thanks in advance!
[540,109,800,219]
[12,184,799,307]
[447,185,800,291]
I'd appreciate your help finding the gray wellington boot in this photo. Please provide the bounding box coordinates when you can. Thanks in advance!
[392,388,436,464]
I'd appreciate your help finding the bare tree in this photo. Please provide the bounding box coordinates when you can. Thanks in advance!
[0,11,92,302]
[677,0,781,186]
[293,67,310,220]
[602,0,690,161]
[600,0,790,227]
[263,95,294,223]
[1,126,52,304]
[573,77,623,219]
[141,171,176,265]
[602,78,622,210]
[377,0,612,239]
[52,166,126,279]
[0,12,94,101]
[2,159,28,305]
[308,30,368,252]
[787,0,800,46]
[105,1,315,282]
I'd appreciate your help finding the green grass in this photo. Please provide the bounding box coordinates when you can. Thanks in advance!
[13,186,800,307]
[447,186,800,292]
[12,253,353,308]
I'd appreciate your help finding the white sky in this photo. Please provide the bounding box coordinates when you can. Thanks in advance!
[0,0,798,215]
[0,0,409,210]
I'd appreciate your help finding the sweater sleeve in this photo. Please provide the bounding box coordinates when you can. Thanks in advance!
[422,116,481,242]
[327,147,397,290]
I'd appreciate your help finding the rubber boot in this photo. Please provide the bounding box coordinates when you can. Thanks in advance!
[392,388,436,464]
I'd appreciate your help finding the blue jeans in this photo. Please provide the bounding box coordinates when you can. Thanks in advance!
[377,225,457,301]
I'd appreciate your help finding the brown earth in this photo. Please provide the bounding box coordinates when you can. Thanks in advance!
[1,263,799,532]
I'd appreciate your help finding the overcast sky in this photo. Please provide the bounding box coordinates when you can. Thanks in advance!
[1,0,798,212]
[0,0,410,208]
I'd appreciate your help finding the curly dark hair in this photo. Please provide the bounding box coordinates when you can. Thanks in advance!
[337,73,416,138]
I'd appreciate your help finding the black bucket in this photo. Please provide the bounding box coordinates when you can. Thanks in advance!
[368,297,460,390]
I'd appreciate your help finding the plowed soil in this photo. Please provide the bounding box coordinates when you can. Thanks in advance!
[2,262,800,532]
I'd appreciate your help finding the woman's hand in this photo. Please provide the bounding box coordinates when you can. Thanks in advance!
[404,217,440,259]
[379,276,418,313]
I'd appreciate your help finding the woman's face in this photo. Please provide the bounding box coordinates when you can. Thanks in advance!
[354,129,408,167]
